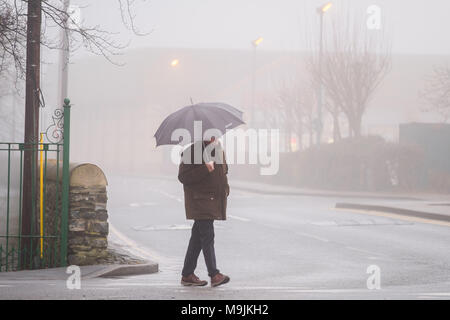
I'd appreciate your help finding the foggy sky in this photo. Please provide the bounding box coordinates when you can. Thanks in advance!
[70,0,450,56]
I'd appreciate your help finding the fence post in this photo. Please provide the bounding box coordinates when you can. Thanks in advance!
[60,98,71,267]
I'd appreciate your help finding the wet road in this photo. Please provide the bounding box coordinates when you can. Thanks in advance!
[1,175,449,299]
[102,175,450,299]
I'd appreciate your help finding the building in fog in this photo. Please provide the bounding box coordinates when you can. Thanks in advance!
[53,47,450,176]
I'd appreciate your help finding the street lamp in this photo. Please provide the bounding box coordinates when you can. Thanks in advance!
[251,37,263,127]
[316,2,332,144]
[252,37,264,47]
[319,2,333,13]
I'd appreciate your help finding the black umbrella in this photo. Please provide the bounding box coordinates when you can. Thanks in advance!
[154,102,245,146]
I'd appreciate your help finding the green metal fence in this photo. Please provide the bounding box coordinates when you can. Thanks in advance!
[0,99,71,271]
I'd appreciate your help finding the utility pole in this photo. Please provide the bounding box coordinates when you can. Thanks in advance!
[316,2,333,145]
[21,0,42,267]
[317,11,324,144]
[58,0,70,108]
[250,37,263,128]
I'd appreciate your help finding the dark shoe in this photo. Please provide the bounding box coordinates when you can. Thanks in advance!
[181,274,208,286]
[210,273,230,287]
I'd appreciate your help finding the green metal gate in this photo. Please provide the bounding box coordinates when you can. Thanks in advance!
[0,99,71,272]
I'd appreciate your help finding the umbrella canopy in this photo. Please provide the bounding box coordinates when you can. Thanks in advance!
[154,102,245,146]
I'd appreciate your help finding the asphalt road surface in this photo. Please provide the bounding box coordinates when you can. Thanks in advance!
[1,175,449,300]
[104,176,450,299]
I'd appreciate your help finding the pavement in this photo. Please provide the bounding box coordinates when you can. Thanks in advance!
[0,260,158,280]
[0,263,157,281]
[1,176,449,299]
[231,180,450,221]
[231,179,450,201]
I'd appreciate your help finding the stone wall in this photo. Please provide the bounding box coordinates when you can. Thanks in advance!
[45,162,109,266]
[68,185,108,265]
[67,164,109,265]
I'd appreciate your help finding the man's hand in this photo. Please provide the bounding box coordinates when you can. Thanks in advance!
[205,161,215,172]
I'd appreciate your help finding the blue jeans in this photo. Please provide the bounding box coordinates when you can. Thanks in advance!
[182,220,219,277]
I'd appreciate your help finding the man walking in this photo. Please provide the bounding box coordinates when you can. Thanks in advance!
[178,137,230,287]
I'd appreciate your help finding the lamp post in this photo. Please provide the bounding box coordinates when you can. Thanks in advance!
[316,2,332,144]
[251,37,263,127]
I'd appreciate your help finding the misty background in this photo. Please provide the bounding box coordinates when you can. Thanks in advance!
[1,0,449,187]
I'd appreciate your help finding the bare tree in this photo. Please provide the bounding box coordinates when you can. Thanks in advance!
[421,65,450,123]
[0,0,149,78]
[307,9,391,138]
[323,98,342,142]
[0,0,149,267]
[278,78,316,151]
[260,75,316,151]
[0,1,27,78]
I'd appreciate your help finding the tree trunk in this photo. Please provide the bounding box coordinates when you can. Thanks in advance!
[346,112,362,138]
[332,113,341,142]
[21,0,42,269]
[353,113,363,138]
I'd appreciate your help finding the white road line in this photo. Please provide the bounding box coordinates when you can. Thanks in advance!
[93,282,367,294]
[271,289,368,294]
[129,202,157,207]
[257,223,330,242]
[345,246,383,257]
[311,221,338,226]
[418,292,450,296]
[210,287,368,294]
[296,231,329,243]
[101,282,180,287]
[157,190,183,203]
[133,224,192,231]
[228,215,251,222]
[213,286,311,291]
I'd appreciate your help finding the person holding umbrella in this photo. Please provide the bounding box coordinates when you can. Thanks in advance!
[154,102,245,287]
[178,136,230,287]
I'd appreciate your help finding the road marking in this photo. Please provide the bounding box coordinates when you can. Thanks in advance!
[133,224,192,231]
[157,190,183,203]
[102,282,180,287]
[257,223,330,243]
[94,282,368,294]
[311,221,338,226]
[212,287,368,294]
[272,288,368,294]
[214,286,311,291]
[334,208,450,228]
[418,292,450,296]
[345,246,383,257]
[109,223,171,263]
[228,215,251,222]
[296,231,329,243]
[129,202,157,207]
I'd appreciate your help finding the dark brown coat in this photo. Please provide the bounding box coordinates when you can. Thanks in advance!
[178,141,229,221]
